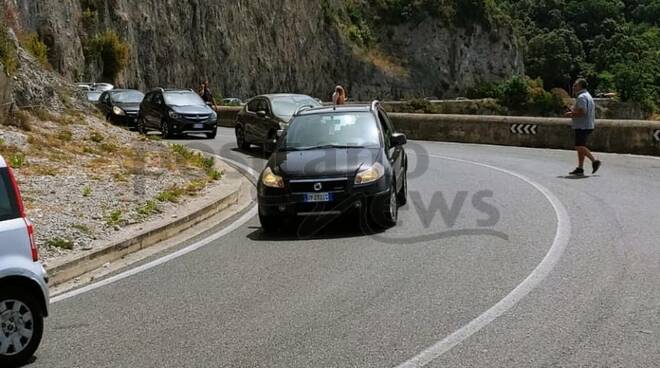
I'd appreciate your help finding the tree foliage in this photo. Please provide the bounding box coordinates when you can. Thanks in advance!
[496,0,659,110]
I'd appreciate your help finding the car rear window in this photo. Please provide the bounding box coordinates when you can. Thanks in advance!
[0,168,21,221]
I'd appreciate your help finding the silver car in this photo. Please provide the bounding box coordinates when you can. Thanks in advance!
[0,155,49,366]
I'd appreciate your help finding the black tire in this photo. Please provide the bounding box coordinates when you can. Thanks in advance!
[259,213,281,233]
[0,287,44,367]
[397,169,407,206]
[161,120,172,139]
[136,116,146,135]
[373,182,398,229]
[236,125,250,150]
[206,129,217,139]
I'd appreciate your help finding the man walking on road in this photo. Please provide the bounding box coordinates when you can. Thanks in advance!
[565,78,601,176]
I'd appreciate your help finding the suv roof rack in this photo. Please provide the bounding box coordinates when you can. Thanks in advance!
[294,104,318,116]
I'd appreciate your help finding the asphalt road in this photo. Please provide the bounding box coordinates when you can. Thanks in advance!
[31,128,660,367]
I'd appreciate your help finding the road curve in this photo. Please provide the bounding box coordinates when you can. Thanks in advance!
[31,128,660,367]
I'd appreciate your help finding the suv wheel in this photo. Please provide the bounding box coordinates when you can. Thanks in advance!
[373,182,398,229]
[161,120,172,139]
[0,287,44,367]
[397,169,407,206]
[236,126,249,150]
[259,213,281,233]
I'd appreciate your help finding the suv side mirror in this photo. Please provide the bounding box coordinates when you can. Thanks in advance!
[256,110,267,118]
[391,133,407,147]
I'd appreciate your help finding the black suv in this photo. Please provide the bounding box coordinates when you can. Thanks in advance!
[138,89,218,139]
[257,102,408,232]
[235,94,320,152]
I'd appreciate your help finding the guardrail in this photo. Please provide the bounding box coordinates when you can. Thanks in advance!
[213,107,660,156]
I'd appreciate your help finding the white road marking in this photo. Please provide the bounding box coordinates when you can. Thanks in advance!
[51,157,259,304]
[395,153,571,368]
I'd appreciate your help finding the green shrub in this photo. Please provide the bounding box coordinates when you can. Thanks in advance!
[84,31,129,82]
[0,24,18,75]
[499,75,529,111]
[21,33,49,67]
[47,237,74,250]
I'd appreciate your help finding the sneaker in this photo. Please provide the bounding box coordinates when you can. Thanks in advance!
[569,167,585,176]
[592,160,602,174]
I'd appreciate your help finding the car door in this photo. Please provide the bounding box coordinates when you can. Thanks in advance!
[243,98,260,141]
[378,109,405,191]
[255,98,274,143]
[148,92,165,128]
[98,92,111,116]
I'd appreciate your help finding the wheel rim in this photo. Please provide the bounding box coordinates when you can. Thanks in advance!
[0,299,34,356]
[161,122,169,137]
[389,186,397,221]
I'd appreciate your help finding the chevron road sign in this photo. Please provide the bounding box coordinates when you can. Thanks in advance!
[510,124,538,135]
[654,130,660,142]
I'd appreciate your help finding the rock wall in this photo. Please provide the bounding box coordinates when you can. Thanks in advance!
[5,0,523,100]
[0,65,11,124]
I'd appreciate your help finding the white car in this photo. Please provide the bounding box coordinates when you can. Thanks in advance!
[0,155,49,366]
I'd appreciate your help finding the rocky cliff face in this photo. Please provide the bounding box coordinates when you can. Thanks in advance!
[4,0,523,100]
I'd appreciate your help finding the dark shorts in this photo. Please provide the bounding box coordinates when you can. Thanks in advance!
[574,129,593,147]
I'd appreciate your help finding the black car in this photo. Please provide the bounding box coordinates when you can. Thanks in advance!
[257,102,408,232]
[235,94,321,152]
[97,89,145,126]
[138,88,218,139]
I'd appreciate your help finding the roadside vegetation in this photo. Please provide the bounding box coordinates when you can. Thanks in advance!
[494,0,659,113]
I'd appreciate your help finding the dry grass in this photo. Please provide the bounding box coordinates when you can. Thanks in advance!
[355,48,410,79]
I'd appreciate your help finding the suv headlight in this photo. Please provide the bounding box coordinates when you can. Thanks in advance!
[112,106,126,116]
[354,162,385,185]
[210,111,218,121]
[262,167,284,188]
[168,111,180,119]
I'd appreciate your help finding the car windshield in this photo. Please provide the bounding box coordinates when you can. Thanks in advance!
[86,91,102,102]
[271,96,321,119]
[111,90,144,103]
[164,92,205,106]
[283,112,381,150]
[0,168,20,221]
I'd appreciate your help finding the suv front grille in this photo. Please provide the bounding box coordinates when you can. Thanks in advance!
[289,178,349,193]
[182,114,212,121]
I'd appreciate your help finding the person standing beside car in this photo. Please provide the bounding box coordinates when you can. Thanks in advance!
[564,78,601,176]
[332,85,347,105]
[199,80,214,105]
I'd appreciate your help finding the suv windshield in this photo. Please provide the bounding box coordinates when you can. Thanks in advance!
[283,112,381,150]
[0,168,20,221]
[164,92,205,106]
[111,90,144,103]
[271,96,320,119]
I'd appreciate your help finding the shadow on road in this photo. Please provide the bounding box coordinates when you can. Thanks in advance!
[247,215,385,242]
[556,175,596,180]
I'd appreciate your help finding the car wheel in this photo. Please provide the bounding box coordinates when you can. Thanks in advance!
[397,169,407,206]
[374,182,398,229]
[0,287,45,367]
[161,120,172,139]
[259,213,281,233]
[206,129,217,140]
[236,126,249,150]
[137,116,146,135]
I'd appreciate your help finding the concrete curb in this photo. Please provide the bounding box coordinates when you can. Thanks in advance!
[45,155,246,287]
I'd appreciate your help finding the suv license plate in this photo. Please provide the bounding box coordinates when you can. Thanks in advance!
[304,193,333,203]
[194,123,204,129]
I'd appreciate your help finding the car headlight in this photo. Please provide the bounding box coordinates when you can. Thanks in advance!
[210,112,218,121]
[112,106,126,116]
[354,162,385,185]
[262,167,284,188]
[168,111,180,119]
